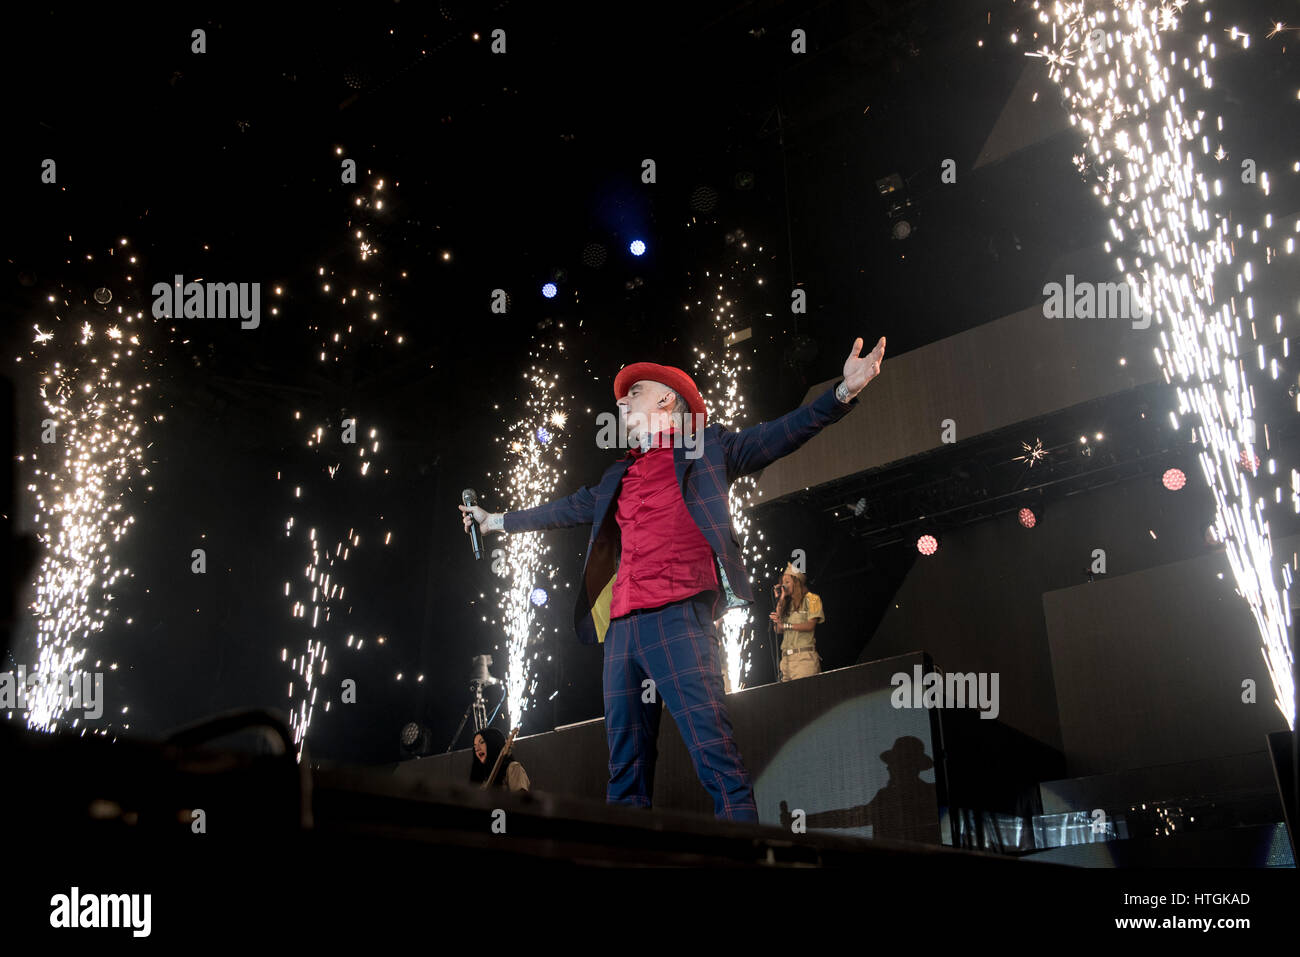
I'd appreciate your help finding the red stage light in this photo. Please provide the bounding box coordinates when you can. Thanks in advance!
[917,534,938,556]
[1018,507,1037,528]
[1162,468,1186,491]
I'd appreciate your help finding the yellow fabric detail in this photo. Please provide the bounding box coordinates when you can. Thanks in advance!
[592,574,616,643]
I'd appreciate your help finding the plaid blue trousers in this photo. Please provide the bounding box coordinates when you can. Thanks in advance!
[602,591,758,822]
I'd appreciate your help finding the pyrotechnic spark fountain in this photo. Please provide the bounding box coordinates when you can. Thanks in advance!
[19,241,148,733]
[282,160,403,757]
[485,341,569,726]
[691,245,769,692]
[1022,0,1297,727]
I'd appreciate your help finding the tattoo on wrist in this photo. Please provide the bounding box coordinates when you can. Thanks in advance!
[835,380,852,404]
[487,513,504,532]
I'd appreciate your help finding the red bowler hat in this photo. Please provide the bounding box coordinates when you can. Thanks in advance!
[613,362,708,428]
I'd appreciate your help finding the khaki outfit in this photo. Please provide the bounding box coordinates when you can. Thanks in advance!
[778,592,824,681]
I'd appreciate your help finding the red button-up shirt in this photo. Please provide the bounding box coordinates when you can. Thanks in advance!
[609,429,719,618]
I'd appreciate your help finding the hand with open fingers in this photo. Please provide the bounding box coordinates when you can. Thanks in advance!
[842,336,886,397]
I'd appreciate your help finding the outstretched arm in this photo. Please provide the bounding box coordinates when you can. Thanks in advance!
[720,336,885,477]
[459,482,599,537]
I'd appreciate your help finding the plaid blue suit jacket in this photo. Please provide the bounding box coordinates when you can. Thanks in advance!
[502,384,858,644]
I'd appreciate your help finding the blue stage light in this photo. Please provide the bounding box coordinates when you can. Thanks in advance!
[541,282,558,298]
[629,240,646,256]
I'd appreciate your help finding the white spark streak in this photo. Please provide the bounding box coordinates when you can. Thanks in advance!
[282,161,402,757]
[1026,0,1295,727]
[490,349,568,726]
[23,247,148,734]
[694,271,764,692]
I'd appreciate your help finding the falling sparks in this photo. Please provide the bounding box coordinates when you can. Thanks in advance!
[281,153,404,757]
[1023,0,1296,728]
[308,157,404,365]
[283,428,391,756]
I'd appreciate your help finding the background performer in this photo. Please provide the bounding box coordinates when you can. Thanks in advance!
[470,727,531,791]
[770,564,824,681]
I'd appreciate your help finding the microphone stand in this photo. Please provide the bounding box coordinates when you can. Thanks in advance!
[770,585,784,682]
[444,678,497,752]
[446,654,504,752]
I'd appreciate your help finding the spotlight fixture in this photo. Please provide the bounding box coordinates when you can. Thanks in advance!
[399,721,434,757]
[470,655,500,688]
[1162,468,1186,491]
[876,173,915,240]
[1018,507,1037,529]
[916,534,938,556]
[462,656,503,740]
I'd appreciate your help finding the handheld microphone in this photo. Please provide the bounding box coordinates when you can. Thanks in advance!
[462,488,483,560]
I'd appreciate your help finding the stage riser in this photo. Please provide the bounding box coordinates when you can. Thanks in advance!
[1022,823,1293,867]
[396,652,1063,844]
[1038,751,1282,816]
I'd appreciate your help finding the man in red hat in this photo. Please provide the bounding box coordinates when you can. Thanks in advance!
[461,336,885,822]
